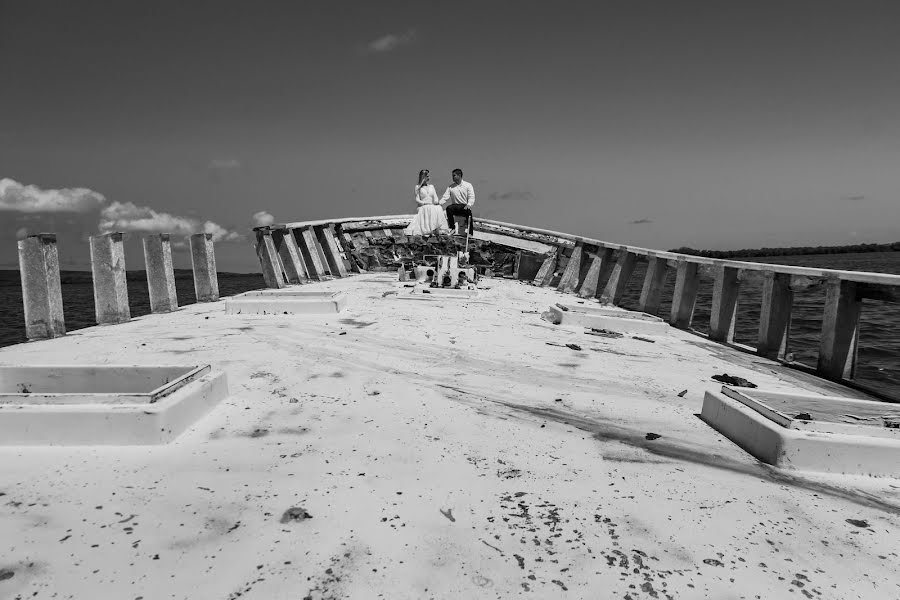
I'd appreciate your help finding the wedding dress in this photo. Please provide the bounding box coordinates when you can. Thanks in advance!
[403,184,450,236]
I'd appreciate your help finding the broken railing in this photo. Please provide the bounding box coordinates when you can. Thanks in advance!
[256,215,900,395]
[18,232,220,340]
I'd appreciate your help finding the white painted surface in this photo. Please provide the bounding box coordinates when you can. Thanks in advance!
[0,371,228,445]
[225,292,348,315]
[0,275,898,598]
[702,389,900,477]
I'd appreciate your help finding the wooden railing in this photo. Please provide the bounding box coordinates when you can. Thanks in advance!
[256,215,900,395]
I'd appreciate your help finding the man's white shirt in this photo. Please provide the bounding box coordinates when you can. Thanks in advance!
[440,180,475,208]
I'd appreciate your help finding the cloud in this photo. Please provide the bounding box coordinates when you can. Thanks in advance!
[252,211,275,227]
[0,178,107,213]
[366,29,417,53]
[842,194,865,202]
[629,218,653,224]
[99,201,244,242]
[15,227,29,239]
[209,159,241,170]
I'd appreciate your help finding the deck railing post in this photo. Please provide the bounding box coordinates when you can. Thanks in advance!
[670,259,700,329]
[817,278,861,380]
[709,265,741,342]
[556,242,584,293]
[255,229,287,289]
[17,233,66,339]
[142,233,178,313]
[90,232,130,324]
[600,249,637,305]
[638,254,668,314]
[532,248,558,287]
[293,226,327,280]
[313,224,349,278]
[757,272,792,359]
[272,228,307,285]
[189,233,219,302]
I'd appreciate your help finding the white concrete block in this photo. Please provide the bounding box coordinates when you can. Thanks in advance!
[701,388,900,477]
[0,365,228,445]
[544,305,669,335]
[225,291,347,314]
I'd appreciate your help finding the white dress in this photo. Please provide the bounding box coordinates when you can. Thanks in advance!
[403,184,450,236]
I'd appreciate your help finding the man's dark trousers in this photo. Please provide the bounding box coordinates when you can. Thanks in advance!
[446,204,473,235]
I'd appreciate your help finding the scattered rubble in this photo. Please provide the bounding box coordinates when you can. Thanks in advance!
[712,373,758,388]
[280,507,313,524]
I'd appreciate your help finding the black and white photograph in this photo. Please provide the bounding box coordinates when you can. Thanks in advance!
[1,1,900,598]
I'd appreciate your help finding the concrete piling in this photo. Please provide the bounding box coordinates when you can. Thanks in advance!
[17,233,66,340]
[532,249,558,287]
[600,249,637,305]
[638,255,668,315]
[273,228,307,285]
[757,272,792,359]
[190,233,219,302]
[142,234,178,313]
[818,278,861,380]
[556,242,584,293]
[255,229,287,289]
[314,225,349,278]
[293,227,327,280]
[709,265,741,342]
[90,232,131,325]
[670,259,700,329]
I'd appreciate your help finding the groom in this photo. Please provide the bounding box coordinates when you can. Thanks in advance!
[441,168,475,235]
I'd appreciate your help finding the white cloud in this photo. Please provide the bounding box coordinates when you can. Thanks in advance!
[366,29,417,53]
[0,178,106,213]
[252,211,275,227]
[99,201,244,243]
[15,227,29,239]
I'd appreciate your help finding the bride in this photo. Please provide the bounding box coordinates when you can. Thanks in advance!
[403,169,450,236]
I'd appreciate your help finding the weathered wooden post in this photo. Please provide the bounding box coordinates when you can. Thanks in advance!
[313,224,348,278]
[189,233,219,302]
[817,278,861,380]
[17,233,66,339]
[577,251,603,298]
[273,228,307,284]
[293,227,327,280]
[556,242,585,293]
[638,254,668,314]
[532,248,558,287]
[254,228,287,289]
[600,248,638,305]
[757,271,792,359]
[334,224,364,273]
[142,234,178,313]
[708,265,741,342]
[90,232,130,324]
[670,259,700,328]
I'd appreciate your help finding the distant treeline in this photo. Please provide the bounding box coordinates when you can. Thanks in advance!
[669,241,900,259]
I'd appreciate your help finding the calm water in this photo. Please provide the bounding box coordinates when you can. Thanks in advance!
[2,252,899,398]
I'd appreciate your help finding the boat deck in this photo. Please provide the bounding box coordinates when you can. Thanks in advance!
[1,274,898,599]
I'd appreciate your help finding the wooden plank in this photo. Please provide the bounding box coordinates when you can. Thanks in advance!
[255,230,287,289]
[670,260,700,329]
[817,279,861,380]
[638,255,668,315]
[757,272,792,359]
[600,249,637,306]
[709,265,741,342]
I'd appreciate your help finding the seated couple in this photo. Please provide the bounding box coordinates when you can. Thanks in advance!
[403,168,475,237]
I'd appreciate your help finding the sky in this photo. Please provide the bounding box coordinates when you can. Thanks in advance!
[2,0,900,271]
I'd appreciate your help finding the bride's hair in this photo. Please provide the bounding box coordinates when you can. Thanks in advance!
[417,169,429,186]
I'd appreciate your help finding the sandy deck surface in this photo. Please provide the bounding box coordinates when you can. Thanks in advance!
[1,274,899,599]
